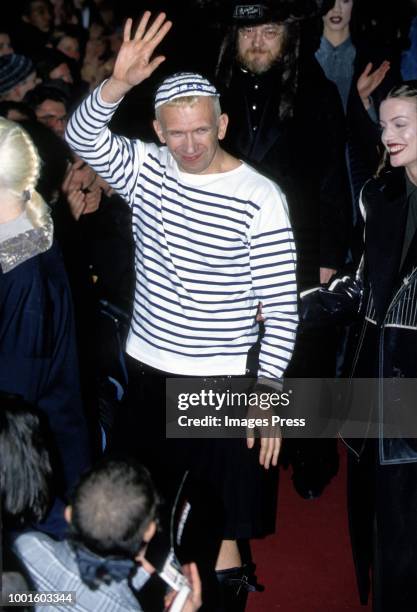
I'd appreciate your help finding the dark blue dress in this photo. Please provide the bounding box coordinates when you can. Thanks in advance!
[0,240,91,535]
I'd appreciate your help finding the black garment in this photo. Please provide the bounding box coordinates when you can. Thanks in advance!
[115,358,279,541]
[400,174,417,268]
[11,21,50,58]
[342,168,417,611]
[220,58,351,290]
[52,192,135,456]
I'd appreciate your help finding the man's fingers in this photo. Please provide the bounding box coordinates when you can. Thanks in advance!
[260,435,274,469]
[69,190,86,220]
[143,20,172,56]
[189,562,202,607]
[123,18,133,42]
[147,55,167,75]
[142,12,168,42]
[272,437,281,467]
[133,11,151,41]
[259,425,281,468]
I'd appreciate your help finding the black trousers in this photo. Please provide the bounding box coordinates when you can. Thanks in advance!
[348,440,417,611]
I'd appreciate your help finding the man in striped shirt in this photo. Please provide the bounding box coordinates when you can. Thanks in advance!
[66,10,298,608]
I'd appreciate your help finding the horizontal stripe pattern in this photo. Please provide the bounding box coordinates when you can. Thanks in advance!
[154,72,219,108]
[66,83,298,379]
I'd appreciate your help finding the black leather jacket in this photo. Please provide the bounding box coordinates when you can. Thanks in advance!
[341,168,417,464]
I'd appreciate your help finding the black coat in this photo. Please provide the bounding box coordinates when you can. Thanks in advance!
[343,168,417,462]
[342,168,417,611]
[220,58,352,290]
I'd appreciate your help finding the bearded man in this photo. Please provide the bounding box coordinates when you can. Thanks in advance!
[216,0,351,499]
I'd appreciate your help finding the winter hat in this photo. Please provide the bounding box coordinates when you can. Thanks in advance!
[0,54,34,96]
[154,72,219,110]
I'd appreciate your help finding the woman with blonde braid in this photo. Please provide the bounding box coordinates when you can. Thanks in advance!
[0,118,90,538]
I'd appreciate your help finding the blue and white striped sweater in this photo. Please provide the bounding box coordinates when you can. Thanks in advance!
[66,84,298,379]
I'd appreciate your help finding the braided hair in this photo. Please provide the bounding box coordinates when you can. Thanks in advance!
[0,118,50,228]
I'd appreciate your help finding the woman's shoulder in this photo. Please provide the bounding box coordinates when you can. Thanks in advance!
[362,168,407,204]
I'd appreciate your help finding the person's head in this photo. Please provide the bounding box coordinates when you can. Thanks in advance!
[35,49,74,85]
[67,459,159,560]
[0,394,52,524]
[50,25,86,63]
[0,100,36,122]
[153,73,228,175]
[0,54,38,102]
[55,34,81,63]
[216,1,316,119]
[322,0,354,39]
[237,22,288,74]
[230,2,295,74]
[22,0,53,33]
[379,81,417,182]
[0,32,14,57]
[25,85,68,137]
[0,117,49,226]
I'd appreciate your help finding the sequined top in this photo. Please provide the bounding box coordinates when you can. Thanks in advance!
[0,215,53,274]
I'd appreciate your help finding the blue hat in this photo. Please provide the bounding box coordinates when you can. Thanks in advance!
[0,54,34,96]
[154,72,219,110]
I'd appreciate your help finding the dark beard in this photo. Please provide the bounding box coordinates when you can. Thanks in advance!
[236,48,282,75]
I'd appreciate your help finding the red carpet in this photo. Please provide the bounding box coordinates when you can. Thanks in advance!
[247,443,368,611]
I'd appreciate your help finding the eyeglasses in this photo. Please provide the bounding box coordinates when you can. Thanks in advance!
[238,26,283,40]
[38,114,67,126]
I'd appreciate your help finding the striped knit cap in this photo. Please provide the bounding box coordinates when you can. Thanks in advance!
[154,72,219,110]
[0,54,34,96]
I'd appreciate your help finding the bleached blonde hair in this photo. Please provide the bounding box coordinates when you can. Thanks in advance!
[155,95,222,121]
[0,118,49,228]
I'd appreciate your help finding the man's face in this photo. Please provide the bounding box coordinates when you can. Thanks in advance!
[57,36,80,62]
[14,71,39,101]
[237,22,286,74]
[25,0,52,32]
[36,99,67,137]
[49,62,73,84]
[153,97,228,175]
[0,33,13,56]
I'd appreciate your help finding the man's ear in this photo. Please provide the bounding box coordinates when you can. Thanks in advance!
[153,119,166,144]
[217,113,229,141]
[64,505,72,524]
[134,520,157,563]
[143,519,157,543]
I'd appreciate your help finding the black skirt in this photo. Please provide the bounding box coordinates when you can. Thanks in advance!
[114,356,279,541]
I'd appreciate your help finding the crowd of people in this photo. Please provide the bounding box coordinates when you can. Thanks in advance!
[1,1,417,611]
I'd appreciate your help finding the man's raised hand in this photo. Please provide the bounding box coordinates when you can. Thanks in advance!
[102,11,172,103]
